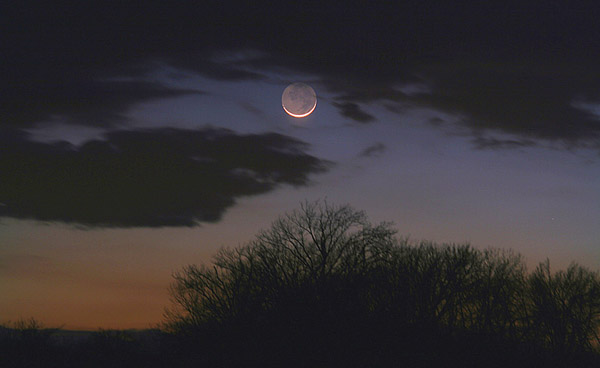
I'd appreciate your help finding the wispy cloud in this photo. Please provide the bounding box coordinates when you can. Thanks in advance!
[471,137,537,150]
[332,102,376,123]
[359,143,386,158]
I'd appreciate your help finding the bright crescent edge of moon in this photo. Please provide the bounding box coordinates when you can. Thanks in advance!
[282,99,317,118]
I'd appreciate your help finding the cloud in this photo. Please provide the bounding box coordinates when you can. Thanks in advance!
[2,2,259,130]
[359,143,386,158]
[0,127,330,227]
[2,79,203,128]
[471,137,537,150]
[320,62,600,150]
[332,102,376,123]
[407,62,600,148]
[3,1,600,151]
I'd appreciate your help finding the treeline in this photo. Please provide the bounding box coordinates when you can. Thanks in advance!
[164,201,600,367]
[3,202,600,367]
[0,319,166,368]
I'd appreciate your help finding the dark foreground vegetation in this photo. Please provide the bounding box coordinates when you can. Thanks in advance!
[3,202,600,367]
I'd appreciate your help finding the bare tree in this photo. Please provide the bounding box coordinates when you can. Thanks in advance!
[163,200,600,366]
[526,260,600,353]
[163,200,396,333]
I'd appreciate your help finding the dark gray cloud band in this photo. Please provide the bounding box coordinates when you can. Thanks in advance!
[0,128,330,227]
[4,1,600,151]
[409,62,600,148]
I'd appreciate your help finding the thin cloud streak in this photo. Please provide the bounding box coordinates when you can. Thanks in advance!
[359,143,386,158]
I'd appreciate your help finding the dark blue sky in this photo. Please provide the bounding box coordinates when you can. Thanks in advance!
[1,0,600,329]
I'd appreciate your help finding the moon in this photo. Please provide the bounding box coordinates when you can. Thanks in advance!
[282,83,317,118]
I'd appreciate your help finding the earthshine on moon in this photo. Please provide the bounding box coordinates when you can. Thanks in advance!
[282,83,317,118]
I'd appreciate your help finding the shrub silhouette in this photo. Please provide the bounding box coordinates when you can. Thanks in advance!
[164,201,600,367]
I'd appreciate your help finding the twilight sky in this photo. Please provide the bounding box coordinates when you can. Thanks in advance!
[2,1,600,330]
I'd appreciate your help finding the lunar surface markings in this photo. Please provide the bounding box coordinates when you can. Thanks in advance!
[282,83,317,118]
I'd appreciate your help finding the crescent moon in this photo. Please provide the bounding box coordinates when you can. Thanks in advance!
[282,83,317,118]
[283,102,317,118]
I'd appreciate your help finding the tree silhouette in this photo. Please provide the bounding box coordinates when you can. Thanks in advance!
[164,201,396,332]
[526,260,600,354]
[163,200,600,367]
